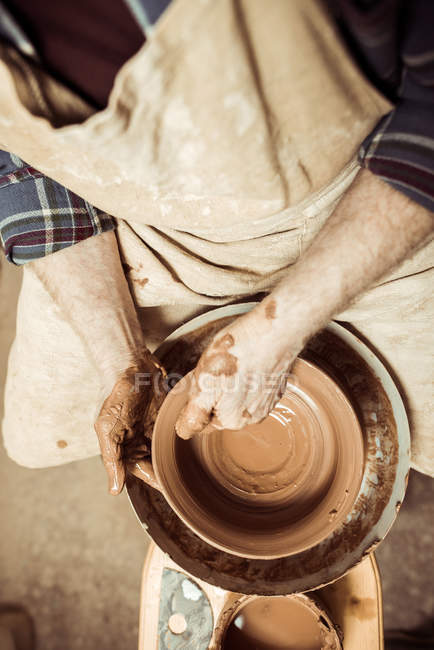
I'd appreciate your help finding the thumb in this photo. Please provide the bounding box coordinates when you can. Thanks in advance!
[175,395,213,440]
[127,459,160,491]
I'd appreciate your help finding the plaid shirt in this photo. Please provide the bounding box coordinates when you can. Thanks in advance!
[0,150,114,264]
[336,0,434,214]
[0,0,433,265]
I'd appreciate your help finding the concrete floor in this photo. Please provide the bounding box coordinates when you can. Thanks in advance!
[0,260,149,650]
[0,259,433,649]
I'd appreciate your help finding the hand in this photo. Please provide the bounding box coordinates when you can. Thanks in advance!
[94,351,167,494]
[175,300,302,439]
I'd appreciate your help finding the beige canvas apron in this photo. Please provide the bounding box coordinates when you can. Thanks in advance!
[0,0,432,474]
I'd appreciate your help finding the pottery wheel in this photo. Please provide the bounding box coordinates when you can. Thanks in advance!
[127,307,408,595]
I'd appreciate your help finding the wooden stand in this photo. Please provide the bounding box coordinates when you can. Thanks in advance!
[138,542,383,650]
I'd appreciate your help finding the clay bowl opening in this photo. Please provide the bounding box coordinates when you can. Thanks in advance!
[218,594,342,650]
[152,358,364,560]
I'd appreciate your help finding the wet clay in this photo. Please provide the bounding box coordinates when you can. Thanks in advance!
[201,379,340,501]
[153,358,364,559]
[214,415,297,492]
[223,597,336,650]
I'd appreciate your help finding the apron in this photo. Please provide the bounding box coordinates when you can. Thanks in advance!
[0,0,432,474]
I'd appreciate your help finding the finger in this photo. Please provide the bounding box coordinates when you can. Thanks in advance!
[200,421,223,436]
[212,390,251,431]
[105,457,126,496]
[175,398,213,439]
[127,459,160,491]
[95,416,126,495]
[239,373,289,426]
[142,388,166,439]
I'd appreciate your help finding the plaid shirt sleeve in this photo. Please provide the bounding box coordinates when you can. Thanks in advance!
[343,0,434,213]
[0,150,115,265]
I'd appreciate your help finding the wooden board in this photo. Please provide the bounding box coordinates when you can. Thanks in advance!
[319,555,383,650]
[138,543,383,649]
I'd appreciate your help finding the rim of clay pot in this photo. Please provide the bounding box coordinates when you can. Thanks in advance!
[152,358,364,560]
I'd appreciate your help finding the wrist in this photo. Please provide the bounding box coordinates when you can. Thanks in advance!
[263,259,344,340]
[98,345,156,396]
[244,297,306,362]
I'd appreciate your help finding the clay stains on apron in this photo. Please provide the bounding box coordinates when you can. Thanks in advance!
[264,299,276,320]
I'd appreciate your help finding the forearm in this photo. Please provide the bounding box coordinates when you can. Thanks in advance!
[176,169,433,439]
[31,230,145,390]
[257,169,433,346]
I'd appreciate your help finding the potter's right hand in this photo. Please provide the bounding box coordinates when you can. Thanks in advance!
[30,230,169,494]
[31,231,167,492]
[94,351,167,494]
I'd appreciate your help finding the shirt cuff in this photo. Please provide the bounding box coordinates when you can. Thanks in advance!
[358,100,434,213]
[0,163,116,265]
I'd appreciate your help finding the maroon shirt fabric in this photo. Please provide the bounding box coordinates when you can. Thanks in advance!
[4,0,145,108]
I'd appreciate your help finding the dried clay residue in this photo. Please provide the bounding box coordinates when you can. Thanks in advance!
[197,332,237,377]
[349,596,377,621]
[264,299,276,320]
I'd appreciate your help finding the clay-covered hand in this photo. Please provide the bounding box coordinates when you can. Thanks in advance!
[175,300,302,439]
[94,351,167,494]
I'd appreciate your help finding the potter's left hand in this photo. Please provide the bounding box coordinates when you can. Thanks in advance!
[175,299,302,438]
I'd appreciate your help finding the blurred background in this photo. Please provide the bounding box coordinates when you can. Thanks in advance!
[1,259,433,650]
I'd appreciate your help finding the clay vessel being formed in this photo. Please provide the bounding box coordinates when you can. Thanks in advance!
[153,358,364,559]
